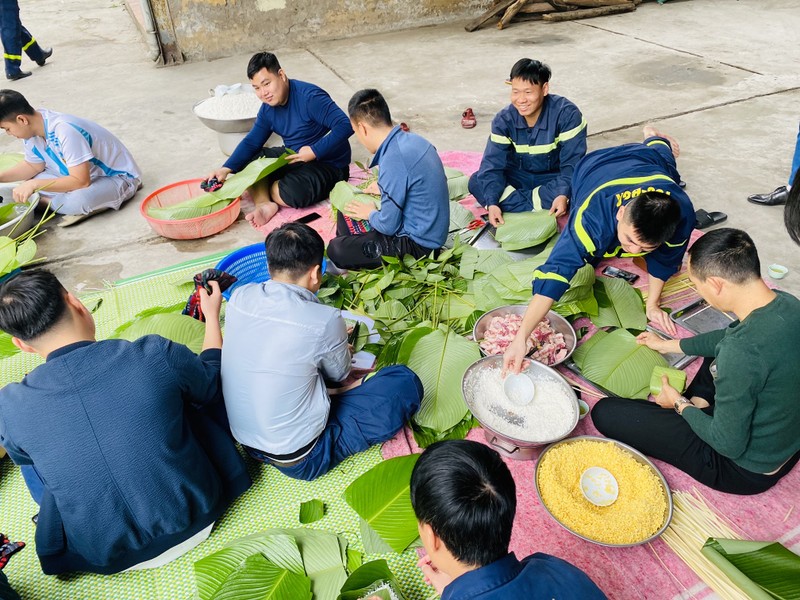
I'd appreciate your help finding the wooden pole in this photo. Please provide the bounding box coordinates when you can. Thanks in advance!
[498,0,531,29]
[542,3,635,21]
[518,2,558,14]
[465,0,516,32]
[562,0,633,6]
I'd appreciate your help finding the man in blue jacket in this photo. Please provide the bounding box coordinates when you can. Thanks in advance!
[326,89,449,270]
[504,127,695,373]
[468,58,586,226]
[206,52,353,227]
[0,270,251,575]
[411,440,606,599]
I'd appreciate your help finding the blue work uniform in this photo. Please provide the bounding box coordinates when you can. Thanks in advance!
[533,137,695,300]
[441,552,606,600]
[0,0,47,78]
[468,94,587,212]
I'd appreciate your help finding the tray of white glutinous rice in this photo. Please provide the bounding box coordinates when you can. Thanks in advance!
[462,356,579,459]
[535,436,673,546]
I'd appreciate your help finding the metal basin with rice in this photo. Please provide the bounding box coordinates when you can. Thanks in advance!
[473,305,577,366]
[193,98,258,156]
[0,185,40,237]
[534,435,673,547]
[462,355,579,460]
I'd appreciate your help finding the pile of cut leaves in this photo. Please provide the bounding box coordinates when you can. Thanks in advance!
[147,152,293,220]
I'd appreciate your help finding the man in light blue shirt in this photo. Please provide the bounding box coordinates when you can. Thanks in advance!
[327,89,449,270]
[221,222,423,481]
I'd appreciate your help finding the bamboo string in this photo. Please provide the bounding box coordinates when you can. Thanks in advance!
[660,489,750,599]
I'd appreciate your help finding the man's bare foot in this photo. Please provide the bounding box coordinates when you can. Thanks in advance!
[245,202,279,227]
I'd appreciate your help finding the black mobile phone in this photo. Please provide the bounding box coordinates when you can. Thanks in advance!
[295,212,322,224]
[602,266,639,283]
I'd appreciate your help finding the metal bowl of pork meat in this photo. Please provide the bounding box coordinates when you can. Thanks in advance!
[473,305,577,366]
[462,355,579,461]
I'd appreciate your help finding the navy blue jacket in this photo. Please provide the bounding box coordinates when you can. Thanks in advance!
[533,137,695,300]
[0,338,252,574]
[369,126,450,249]
[224,79,352,172]
[441,553,606,600]
[471,95,586,210]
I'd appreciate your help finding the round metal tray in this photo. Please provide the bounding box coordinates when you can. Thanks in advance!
[472,304,577,366]
[192,99,257,134]
[534,435,673,547]
[0,187,41,238]
[462,355,579,460]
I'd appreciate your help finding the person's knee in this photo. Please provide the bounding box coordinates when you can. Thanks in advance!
[326,238,344,266]
[467,172,483,203]
[590,397,618,435]
[380,364,423,412]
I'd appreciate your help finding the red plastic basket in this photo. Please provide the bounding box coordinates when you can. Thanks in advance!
[140,178,241,240]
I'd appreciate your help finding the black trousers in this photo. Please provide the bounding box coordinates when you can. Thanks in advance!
[592,357,800,495]
[326,212,435,270]
[257,146,348,209]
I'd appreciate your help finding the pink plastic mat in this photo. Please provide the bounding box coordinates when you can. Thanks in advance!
[381,151,800,600]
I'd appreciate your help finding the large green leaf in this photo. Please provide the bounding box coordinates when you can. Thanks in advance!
[559,264,596,304]
[701,538,800,600]
[195,534,305,600]
[14,238,36,266]
[358,519,394,555]
[147,196,232,220]
[410,413,478,449]
[330,182,380,215]
[407,328,481,432]
[571,329,608,369]
[580,329,667,398]
[444,167,469,201]
[338,559,407,600]
[590,276,647,331]
[0,203,19,225]
[344,454,421,553]
[212,554,312,600]
[493,211,557,251]
[218,152,294,199]
[110,313,206,354]
[449,201,475,231]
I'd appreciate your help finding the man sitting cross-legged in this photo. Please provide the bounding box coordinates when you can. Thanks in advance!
[222,222,423,481]
[593,228,800,495]
[205,51,352,227]
[326,89,449,271]
[0,271,251,575]
[411,440,606,599]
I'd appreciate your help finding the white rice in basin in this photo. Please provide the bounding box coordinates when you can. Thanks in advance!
[194,93,262,120]
[464,364,576,443]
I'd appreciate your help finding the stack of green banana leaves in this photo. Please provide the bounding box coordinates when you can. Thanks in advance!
[493,211,558,251]
[329,167,469,221]
[147,152,293,220]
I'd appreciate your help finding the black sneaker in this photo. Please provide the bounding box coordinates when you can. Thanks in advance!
[31,513,38,526]
[6,71,31,81]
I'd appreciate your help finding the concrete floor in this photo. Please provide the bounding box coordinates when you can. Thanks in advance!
[3,0,799,295]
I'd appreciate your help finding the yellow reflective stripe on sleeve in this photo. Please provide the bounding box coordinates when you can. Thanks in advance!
[647,139,670,149]
[533,270,569,284]
[22,38,37,51]
[664,238,688,248]
[603,247,646,258]
[490,133,512,145]
[512,117,588,155]
[4,54,22,60]
[498,185,516,203]
[573,174,675,255]
[532,186,543,211]
[558,117,587,143]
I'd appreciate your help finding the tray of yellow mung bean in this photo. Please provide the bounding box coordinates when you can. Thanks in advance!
[535,436,673,547]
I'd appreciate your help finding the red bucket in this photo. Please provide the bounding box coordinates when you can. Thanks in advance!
[140,178,241,240]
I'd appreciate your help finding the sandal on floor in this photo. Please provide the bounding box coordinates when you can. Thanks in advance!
[695,209,727,230]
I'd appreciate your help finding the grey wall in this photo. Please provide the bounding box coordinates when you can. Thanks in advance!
[167,0,492,61]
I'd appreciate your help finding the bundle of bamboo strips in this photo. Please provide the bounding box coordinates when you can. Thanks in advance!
[465,0,650,31]
[655,490,751,599]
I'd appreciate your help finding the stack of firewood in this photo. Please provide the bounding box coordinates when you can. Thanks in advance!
[466,0,647,31]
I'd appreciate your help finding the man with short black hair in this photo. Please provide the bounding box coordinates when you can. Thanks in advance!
[504,126,694,373]
[326,88,449,270]
[469,58,587,226]
[593,228,800,495]
[222,222,423,481]
[0,270,251,574]
[410,440,606,599]
[205,52,352,227]
[0,89,141,225]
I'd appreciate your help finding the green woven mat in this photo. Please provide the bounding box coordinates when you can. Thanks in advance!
[0,259,429,600]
